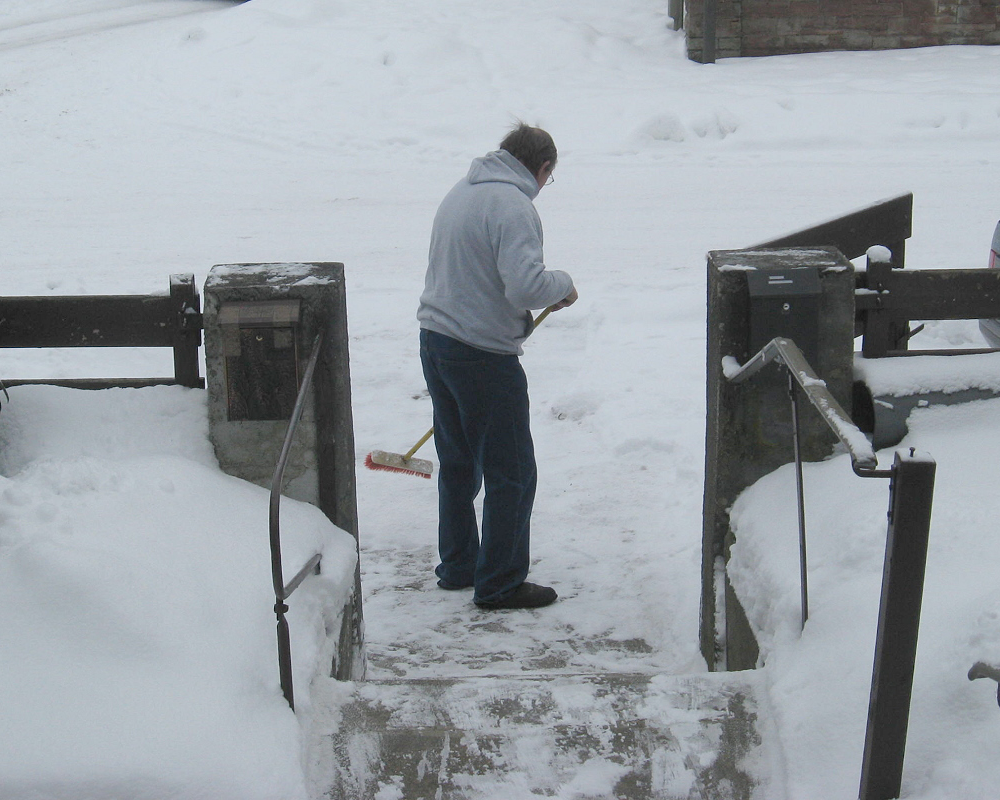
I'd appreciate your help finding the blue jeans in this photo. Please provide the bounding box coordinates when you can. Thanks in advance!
[419,329,537,603]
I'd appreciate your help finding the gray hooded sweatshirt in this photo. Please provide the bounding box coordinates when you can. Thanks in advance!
[417,149,574,355]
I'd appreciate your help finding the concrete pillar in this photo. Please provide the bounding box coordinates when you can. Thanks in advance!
[701,247,855,671]
[203,262,364,680]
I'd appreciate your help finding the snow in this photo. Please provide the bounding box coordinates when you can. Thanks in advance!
[857,350,1000,396]
[729,402,1000,798]
[868,244,894,264]
[3,0,1000,798]
[721,355,743,379]
[0,385,358,799]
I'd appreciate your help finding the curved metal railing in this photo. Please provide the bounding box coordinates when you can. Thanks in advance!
[270,330,325,711]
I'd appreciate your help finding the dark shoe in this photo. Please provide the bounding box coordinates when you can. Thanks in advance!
[437,578,473,590]
[474,582,557,610]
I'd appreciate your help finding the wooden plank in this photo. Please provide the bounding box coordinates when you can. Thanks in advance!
[871,269,1000,319]
[0,295,177,348]
[884,348,1000,357]
[755,193,912,266]
[0,274,204,388]
[857,267,1000,356]
[2,378,183,390]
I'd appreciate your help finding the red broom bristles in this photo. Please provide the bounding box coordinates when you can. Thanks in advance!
[364,452,432,479]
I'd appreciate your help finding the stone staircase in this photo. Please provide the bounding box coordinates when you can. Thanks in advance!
[304,545,778,799]
[306,671,774,800]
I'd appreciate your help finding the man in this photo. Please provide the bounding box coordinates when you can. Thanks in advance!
[417,124,578,610]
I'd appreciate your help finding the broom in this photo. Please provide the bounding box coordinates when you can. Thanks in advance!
[365,305,556,479]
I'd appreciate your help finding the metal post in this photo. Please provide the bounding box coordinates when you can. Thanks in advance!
[275,603,294,711]
[859,449,936,800]
[788,371,809,631]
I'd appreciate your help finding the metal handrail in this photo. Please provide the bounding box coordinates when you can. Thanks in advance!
[270,329,325,711]
[727,337,879,473]
[726,335,936,800]
[728,338,886,629]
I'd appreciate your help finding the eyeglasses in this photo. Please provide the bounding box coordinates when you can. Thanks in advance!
[544,172,555,186]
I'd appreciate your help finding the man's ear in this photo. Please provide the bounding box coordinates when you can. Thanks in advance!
[534,160,554,189]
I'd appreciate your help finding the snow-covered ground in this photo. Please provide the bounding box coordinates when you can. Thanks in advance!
[3,0,1000,797]
[0,386,358,799]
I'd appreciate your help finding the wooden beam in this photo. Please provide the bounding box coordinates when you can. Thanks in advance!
[860,269,1000,320]
[0,275,204,389]
[169,274,203,389]
[0,295,178,348]
[756,193,912,266]
[3,378,184,390]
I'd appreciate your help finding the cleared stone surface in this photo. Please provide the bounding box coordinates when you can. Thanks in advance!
[358,544,673,680]
[306,672,774,800]
[306,544,780,798]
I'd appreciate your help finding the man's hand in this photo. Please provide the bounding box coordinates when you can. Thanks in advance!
[551,287,579,310]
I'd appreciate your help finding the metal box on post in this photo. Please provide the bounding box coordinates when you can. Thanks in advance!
[219,300,301,421]
[746,266,822,365]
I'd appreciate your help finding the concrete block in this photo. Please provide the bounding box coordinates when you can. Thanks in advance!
[701,247,855,669]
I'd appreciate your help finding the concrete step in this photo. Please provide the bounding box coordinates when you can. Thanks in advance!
[307,671,777,800]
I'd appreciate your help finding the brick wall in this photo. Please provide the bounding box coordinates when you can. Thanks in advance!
[685,0,1000,61]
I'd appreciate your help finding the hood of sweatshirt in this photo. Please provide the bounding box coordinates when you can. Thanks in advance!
[466,149,540,201]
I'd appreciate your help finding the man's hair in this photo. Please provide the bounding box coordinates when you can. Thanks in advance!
[499,123,557,176]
